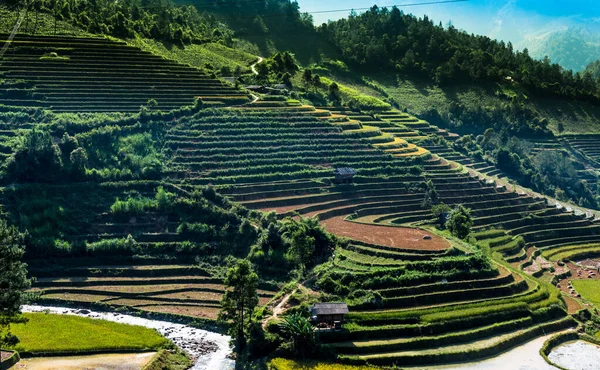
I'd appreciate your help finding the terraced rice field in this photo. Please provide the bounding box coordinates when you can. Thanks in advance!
[165,104,575,365]
[0,35,249,112]
[30,265,276,319]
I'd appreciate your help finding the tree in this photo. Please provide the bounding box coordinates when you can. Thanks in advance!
[446,205,473,239]
[0,219,32,348]
[278,313,315,357]
[328,82,341,104]
[432,203,451,228]
[218,260,259,350]
[6,128,63,183]
[302,69,313,89]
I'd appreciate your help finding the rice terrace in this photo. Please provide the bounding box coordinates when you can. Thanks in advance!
[3,1,600,370]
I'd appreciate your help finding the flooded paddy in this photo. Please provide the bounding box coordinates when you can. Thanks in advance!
[548,340,600,370]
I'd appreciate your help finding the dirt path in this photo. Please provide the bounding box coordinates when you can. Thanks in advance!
[261,277,316,330]
[262,289,296,330]
[15,352,156,370]
[248,56,264,103]
[250,57,264,75]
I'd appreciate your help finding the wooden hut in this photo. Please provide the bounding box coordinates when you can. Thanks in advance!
[310,302,349,329]
[333,167,356,184]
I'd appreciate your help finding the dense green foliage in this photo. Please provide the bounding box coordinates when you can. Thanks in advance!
[219,260,259,348]
[9,0,231,44]
[0,220,31,348]
[320,6,600,102]
[446,205,473,240]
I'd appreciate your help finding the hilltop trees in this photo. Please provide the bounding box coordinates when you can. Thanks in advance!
[0,219,32,348]
[23,0,231,44]
[320,5,600,102]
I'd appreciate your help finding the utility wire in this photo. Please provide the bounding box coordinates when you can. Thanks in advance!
[305,0,469,15]
[0,0,29,63]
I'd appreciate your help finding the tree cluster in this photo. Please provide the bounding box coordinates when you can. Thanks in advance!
[4,129,87,184]
[319,6,600,102]
[16,0,231,45]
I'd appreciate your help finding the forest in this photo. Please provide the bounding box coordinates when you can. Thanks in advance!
[319,6,600,102]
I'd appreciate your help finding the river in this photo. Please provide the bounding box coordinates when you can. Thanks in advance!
[21,305,234,370]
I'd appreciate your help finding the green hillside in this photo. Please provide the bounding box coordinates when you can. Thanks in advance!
[2,1,600,369]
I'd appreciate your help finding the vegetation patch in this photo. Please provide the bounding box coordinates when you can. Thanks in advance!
[9,313,168,355]
[572,280,600,309]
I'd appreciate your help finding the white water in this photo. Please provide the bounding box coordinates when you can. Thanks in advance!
[22,305,234,370]
[548,340,600,370]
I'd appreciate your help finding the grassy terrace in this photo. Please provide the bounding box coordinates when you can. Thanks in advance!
[0,34,250,112]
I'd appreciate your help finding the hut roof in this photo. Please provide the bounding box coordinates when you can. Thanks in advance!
[333,167,356,176]
[310,302,349,316]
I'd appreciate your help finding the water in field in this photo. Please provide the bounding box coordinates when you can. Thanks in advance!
[548,340,600,370]
[21,305,234,370]
[406,333,559,370]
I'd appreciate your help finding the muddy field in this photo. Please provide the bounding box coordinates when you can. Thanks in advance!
[15,352,155,370]
[321,216,450,250]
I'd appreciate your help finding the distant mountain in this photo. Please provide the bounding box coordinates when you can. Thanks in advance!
[523,26,600,72]
[586,60,600,78]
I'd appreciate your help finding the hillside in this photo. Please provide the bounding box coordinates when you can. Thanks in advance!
[2,2,600,370]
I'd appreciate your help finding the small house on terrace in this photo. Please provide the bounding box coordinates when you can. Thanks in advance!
[333,167,356,184]
[310,302,349,329]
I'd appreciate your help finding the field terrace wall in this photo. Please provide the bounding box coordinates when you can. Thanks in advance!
[0,35,250,112]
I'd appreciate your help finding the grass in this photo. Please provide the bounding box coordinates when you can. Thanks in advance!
[573,280,600,309]
[542,244,600,261]
[143,349,191,370]
[128,37,257,73]
[10,313,168,354]
[269,358,378,370]
[319,77,391,111]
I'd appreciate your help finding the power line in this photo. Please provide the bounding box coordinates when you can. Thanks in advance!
[305,0,469,15]
[0,0,29,63]
[223,0,470,19]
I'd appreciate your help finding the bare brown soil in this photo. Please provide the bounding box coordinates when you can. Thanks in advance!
[1,350,13,362]
[321,216,450,250]
[139,304,221,319]
[15,352,155,370]
[563,296,583,314]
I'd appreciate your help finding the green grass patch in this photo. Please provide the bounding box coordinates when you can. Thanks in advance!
[128,37,256,73]
[10,313,168,355]
[269,358,378,370]
[572,280,600,309]
[318,77,391,111]
[542,244,600,262]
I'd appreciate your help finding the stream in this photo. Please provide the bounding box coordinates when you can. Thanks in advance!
[21,305,234,370]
